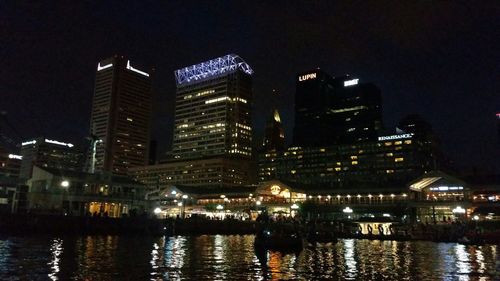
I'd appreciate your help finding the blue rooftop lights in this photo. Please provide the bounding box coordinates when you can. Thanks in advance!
[174,54,253,86]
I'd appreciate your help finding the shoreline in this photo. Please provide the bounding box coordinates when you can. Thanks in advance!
[1,214,498,244]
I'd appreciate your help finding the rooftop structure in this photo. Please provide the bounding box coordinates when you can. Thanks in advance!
[174,54,253,86]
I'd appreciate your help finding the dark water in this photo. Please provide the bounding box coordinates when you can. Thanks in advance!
[0,235,499,280]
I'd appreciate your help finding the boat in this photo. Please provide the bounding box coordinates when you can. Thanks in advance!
[254,229,303,252]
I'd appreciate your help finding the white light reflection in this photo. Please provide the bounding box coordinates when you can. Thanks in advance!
[163,236,186,280]
[474,247,486,274]
[455,244,471,278]
[212,235,227,280]
[48,238,63,281]
[343,239,358,279]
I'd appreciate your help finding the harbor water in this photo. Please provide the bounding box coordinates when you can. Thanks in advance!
[0,235,499,280]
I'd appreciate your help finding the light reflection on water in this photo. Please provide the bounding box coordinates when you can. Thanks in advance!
[0,235,498,280]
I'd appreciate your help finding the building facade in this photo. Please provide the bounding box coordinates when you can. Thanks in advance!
[129,157,255,189]
[27,166,149,217]
[172,54,253,160]
[131,54,256,188]
[258,133,436,189]
[293,70,382,146]
[19,137,83,179]
[90,56,153,175]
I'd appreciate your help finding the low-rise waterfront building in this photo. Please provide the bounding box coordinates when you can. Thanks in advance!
[27,166,149,217]
[148,180,306,219]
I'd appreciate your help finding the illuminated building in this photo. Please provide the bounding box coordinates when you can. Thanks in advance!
[293,70,382,146]
[172,54,253,159]
[129,157,255,189]
[261,109,285,152]
[89,56,153,175]
[0,146,21,178]
[27,166,148,217]
[19,137,83,179]
[147,180,306,219]
[131,54,255,188]
[258,132,436,189]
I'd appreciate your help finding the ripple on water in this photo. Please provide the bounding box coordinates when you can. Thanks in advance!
[0,235,499,280]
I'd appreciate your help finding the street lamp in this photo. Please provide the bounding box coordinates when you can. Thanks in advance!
[60,180,70,188]
[291,203,299,210]
[452,206,466,214]
[181,194,188,218]
[343,207,353,213]
[154,207,162,215]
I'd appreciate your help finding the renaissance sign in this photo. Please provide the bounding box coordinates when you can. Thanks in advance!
[378,133,414,141]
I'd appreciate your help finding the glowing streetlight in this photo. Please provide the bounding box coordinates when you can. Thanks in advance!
[452,206,466,214]
[182,194,188,199]
[177,202,183,207]
[291,203,299,210]
[256,201,261,206]
[343,207,353,214]
[60,180,70,188]
[216,204,224,210]
[153,207,162,214]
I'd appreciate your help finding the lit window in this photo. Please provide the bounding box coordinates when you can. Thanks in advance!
[351,161,358,165]
[335,167,341,171]
[350,155,358,160]
[395,141,402,145]
[385,142,392,146]
[404,140,412,144]
[395,158,404,162]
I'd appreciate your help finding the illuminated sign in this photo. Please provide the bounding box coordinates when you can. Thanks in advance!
[126,60,150,77]
[429,186,463,191]
[8,154,22,160]
[298,73,317,82]
[21,140,37,146]
[378,133,413,141]
[270,185,281,195]
[344,78,359,87]
[497,113,500,119]
[97,62,113,71]
[44,139,74,148]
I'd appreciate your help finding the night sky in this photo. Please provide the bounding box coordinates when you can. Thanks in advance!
[1,2,499,173]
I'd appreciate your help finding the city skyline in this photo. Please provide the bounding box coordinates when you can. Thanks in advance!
[1,2,499,173]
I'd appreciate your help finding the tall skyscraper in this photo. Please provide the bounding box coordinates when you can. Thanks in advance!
[130,54,256,188]
[90,56,153,175]
[261,109,285,152]
[293,70,382,146]
[172,54,253,160]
